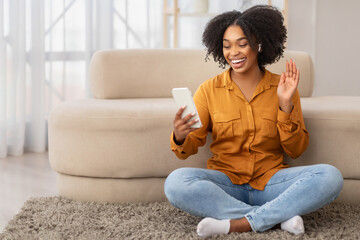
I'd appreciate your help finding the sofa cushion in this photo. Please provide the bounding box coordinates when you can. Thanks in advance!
[90,49,314,99]
[285,96,360,181]
[90,49,222,99]
[49,98,210,178]
[266,51,314,97]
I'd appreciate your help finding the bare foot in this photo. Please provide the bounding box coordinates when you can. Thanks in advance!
[229,217,252,233]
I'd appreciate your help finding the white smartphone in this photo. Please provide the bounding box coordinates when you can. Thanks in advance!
[172,88,203,128]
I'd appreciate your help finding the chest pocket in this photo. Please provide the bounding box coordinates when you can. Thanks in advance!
[262,111,278,138]
[213,112,242,139]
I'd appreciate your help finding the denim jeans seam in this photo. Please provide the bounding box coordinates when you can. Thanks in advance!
[249,190,253,206]
[266,171,314,186]
[179,168,248,190]
[216,182,248,190]
[197,176,248,190]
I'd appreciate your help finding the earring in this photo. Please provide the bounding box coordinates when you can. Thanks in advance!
[258,44,262,52]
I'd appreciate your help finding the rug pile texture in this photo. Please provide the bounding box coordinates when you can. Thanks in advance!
[1,197,359,240]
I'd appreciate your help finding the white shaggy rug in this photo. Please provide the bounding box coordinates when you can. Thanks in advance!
[1,197,360,240]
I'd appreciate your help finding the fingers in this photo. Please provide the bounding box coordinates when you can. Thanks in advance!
[286,60,290,78]
[183,112,196,123]
[285,59,299,80]
[173,105,200,141]
[288,59,295,78]
[296,67,300,84]
[292,60,297,74]
[174,105,198,126]
[187,117,200,128]
[174,105,186,121]
[179,113,199,130]
[279,72,285,85]
[291,59,300,84]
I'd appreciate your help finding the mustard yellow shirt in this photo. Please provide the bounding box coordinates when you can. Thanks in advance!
[170,68,309,190]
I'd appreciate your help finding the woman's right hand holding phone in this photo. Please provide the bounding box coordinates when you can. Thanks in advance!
[173,105,199,145]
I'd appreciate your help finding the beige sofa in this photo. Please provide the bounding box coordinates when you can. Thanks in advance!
[48,49,360,205]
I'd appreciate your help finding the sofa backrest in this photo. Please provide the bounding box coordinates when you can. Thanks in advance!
[90,49,314,99]
[267,50,314,97]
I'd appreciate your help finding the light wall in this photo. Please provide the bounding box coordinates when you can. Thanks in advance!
[287,0,360,96]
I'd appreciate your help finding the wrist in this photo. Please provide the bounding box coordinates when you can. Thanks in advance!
[173,132,185,145]
[279,100,293,113]
[279,103,294,113]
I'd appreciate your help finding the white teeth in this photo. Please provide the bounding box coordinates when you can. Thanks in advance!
[232,58,246,64]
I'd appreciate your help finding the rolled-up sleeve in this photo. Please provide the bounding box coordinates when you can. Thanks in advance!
[170,85,210,160]
[277,90,309,159]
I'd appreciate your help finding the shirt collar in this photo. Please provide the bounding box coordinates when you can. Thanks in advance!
[256,69,278,93]
[215,68,233,90]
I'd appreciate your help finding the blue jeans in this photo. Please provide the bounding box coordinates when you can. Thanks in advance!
[164,164,343,232]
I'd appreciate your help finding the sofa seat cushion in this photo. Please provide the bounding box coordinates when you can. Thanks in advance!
[57,173,167,203]
[285,96,360,181]
[49,98,210,179]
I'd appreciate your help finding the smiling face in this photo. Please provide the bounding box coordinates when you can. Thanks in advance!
[223,25,260,75]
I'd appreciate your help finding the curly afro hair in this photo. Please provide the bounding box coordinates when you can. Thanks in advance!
[202,5,287,69]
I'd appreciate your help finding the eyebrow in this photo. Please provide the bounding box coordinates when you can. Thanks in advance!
[223,37,247,42]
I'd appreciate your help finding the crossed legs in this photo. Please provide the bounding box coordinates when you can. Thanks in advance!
[164,165,343,237]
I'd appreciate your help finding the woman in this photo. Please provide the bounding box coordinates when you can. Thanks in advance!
[164,5,343,238]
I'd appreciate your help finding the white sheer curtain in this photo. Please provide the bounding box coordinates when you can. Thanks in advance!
[0,0,162,158]
[0,0,29,157]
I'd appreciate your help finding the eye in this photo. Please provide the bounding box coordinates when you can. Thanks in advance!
[239,43,248,47]
[223,46,230,49]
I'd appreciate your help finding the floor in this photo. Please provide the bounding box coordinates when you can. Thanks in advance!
[0,152,57,232]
